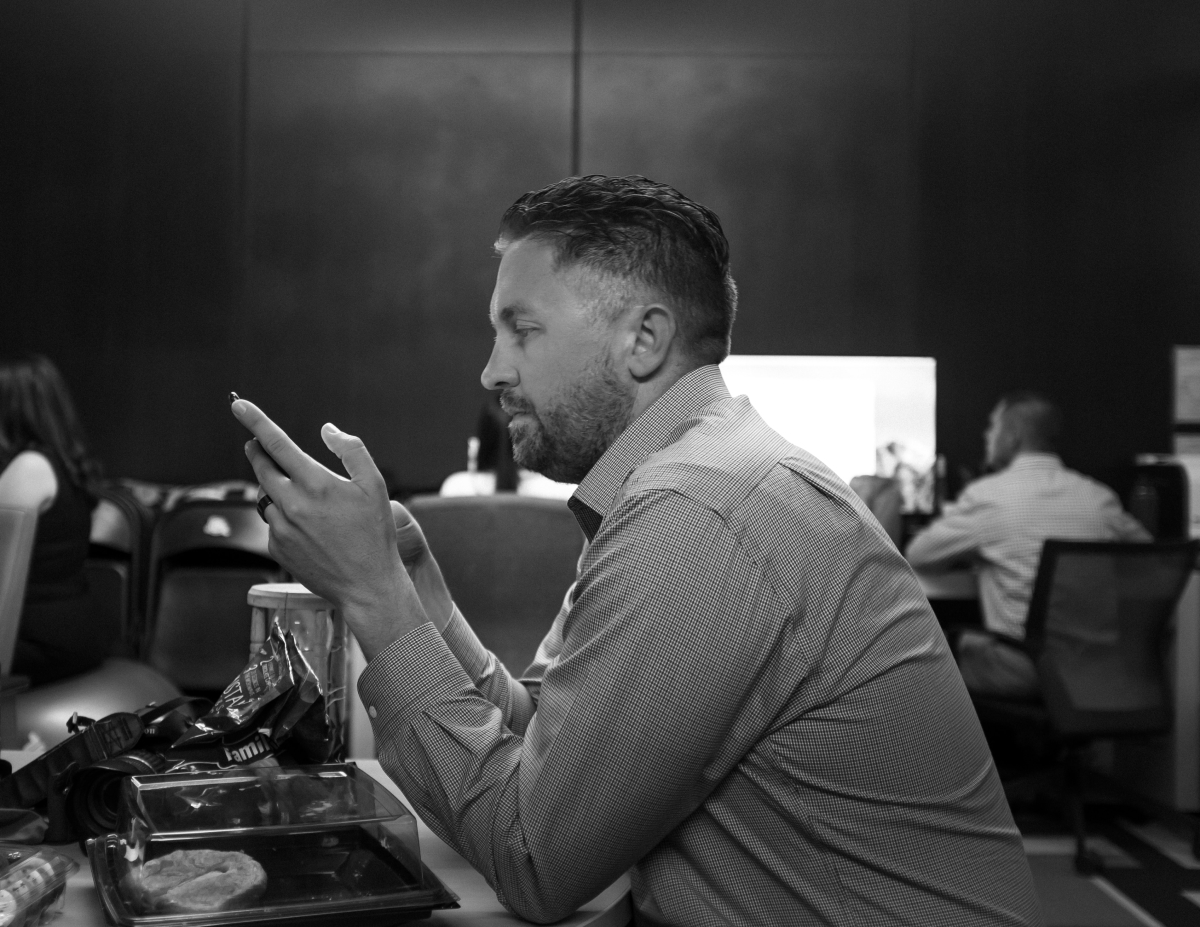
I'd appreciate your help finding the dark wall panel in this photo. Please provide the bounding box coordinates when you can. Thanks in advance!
[4,0,1198,496]
[0,1,245,483]
[911,1,1200,487]
[581,0,916,367]
[242,48,571,490]
[582,0,910,57]
[582,55,915,357]
[251,0,571,54]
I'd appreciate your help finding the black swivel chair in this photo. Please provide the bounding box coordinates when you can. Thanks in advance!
[4,493,180,750]
[85,481,155,657]
[972,539,1200,874]
[405,495,584,674]
[144,497,284,699]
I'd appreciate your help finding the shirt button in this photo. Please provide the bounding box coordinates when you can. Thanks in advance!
[368,706,377,719]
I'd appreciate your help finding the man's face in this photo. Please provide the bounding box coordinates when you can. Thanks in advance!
[481,238,636,484]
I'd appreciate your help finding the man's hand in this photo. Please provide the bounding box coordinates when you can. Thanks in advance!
[390,500,454,631]
[231,397,429,660]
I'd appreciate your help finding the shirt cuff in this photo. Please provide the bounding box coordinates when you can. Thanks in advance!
[357,621,477,720]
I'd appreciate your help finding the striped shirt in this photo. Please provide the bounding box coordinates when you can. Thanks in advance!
[906,453,1150,639]
[359,366,1042,926]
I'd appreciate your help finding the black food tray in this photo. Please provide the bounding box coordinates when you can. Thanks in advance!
[88,826,459,927]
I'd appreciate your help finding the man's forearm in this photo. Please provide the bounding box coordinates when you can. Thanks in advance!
[441,606,536,733]
[359,625,620,923]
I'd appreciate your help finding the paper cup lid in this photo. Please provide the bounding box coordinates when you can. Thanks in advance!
[247,582,332,610]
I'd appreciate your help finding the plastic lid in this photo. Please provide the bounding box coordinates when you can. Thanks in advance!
[122,765,406,837]
[247,582,332,610]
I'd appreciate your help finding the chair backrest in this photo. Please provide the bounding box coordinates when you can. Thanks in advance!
[88,482,156,657]
[0,506,38,676]
[1025,539,1199,738]
[144,500,281,694]
[406,494,584,674]
[149,499,271,563]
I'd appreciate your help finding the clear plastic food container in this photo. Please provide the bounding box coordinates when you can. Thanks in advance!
[0,843,78,927]
[87,764,457,926]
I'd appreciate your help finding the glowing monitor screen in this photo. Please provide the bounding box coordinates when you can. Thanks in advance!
[719,356,937,485]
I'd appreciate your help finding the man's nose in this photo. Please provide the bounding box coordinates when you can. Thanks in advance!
[481,342,517,391]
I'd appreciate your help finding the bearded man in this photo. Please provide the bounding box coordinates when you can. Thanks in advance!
[233,176,1041,926]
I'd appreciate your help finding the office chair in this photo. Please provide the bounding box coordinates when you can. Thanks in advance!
[0,503,180,749]
[972,539,1200,874]
[86,482,156,657]
[144,498,283,698]
[406,494,584,674]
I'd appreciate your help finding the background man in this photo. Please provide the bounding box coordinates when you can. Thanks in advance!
[907,391,1150,698]
[232,176,1041,925]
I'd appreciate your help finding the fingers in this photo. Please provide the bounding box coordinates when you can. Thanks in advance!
[231,398,323,488]
[321,423,388,495]
[245,437,295,503]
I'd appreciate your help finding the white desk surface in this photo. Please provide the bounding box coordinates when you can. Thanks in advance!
[2,753,630,927]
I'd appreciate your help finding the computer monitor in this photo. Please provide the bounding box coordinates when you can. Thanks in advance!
[719,355,937,502]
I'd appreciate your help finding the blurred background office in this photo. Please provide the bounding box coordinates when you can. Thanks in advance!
[2,0,1197,500]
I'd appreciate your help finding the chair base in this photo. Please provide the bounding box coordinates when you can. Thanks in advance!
[15,658,181,749]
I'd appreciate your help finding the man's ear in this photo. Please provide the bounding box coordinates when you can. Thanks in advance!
[624,303,677,380]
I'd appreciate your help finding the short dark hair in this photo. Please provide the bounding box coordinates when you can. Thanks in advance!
[996,391,1061,453]
[497,175,738,365]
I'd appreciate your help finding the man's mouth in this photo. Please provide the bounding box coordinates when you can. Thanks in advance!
[500,392,533,419]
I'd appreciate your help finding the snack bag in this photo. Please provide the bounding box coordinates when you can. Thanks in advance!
[171,621,332,764]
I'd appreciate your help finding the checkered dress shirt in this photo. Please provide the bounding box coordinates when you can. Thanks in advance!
[906,453,1150,639]
[359,366,1042,926]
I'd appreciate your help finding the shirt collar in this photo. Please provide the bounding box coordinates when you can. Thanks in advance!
[1007,452,1063,471]
[568,365,730,538]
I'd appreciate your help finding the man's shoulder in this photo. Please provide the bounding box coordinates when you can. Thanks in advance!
[1055,464,1119,495]
[624,405,783,507]
[955,468,1013,501]
[1012,457,1120,501]
[956,458,1122,520]
[620,399,853,524]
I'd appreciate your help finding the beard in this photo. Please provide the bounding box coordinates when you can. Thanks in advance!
[500,353,636,484]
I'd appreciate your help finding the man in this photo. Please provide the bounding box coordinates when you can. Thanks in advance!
[907,392,1150,697]
[232,176,1041,925]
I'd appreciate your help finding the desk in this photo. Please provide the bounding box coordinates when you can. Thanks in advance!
[915,568,978,600]
[2,754,631,927]
[914,569,982,636]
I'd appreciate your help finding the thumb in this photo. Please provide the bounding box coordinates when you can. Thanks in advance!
[321,422,385,491]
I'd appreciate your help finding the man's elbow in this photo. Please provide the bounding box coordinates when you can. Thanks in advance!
[495,866,613,925]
